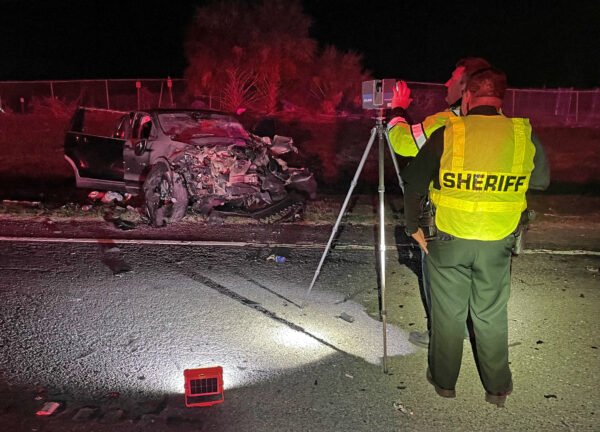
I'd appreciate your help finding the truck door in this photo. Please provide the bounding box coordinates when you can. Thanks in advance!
[64,108,125,188]
[124,112,153,194]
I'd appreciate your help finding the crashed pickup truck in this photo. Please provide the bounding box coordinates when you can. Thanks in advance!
[64,107,317,226]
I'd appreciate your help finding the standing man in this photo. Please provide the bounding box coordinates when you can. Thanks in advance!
[389,58,491,348]
[401,68,550,406]
[388,57,491,157]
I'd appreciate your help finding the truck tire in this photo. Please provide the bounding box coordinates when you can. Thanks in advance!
[143,163,188,227]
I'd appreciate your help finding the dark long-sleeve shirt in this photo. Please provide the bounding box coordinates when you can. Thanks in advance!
[402,106,551,234]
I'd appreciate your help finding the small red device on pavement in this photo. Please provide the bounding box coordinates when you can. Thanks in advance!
[184,366,224,407]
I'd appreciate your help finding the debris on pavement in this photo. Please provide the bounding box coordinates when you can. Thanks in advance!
[72,406,98,422]
[393,400,413,416]
[103,206,141,230]
[100,408,125,424]
[36,401,61,416]
[100,245,132,275]
[585,266,599,273]
[88,191,105,201]
[101,191,124,204]
[267,254,287,263]
[338,312,355,323]
[112,218,137,230]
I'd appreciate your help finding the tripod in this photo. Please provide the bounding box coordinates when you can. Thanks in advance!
[304,109,404,373]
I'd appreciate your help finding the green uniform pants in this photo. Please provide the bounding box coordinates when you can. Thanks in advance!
[427,235,514,394]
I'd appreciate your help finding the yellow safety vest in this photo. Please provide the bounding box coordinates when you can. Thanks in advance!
[388,108,459,157]
[430,115,536,241]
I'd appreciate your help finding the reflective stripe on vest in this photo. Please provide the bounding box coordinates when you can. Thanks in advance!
[411,123,427,148]
[388,109,458,157]
[430,115,536,241]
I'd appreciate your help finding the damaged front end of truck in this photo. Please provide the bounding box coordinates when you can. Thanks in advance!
[165,134,316,224]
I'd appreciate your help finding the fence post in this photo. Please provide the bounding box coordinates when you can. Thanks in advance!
[105,80,110,109]
[158,81,164,108]
[49,81,54,100]
[511,89,516,115]
[167,76,173,107]
[136,80,141,110]
[575,90,579,125]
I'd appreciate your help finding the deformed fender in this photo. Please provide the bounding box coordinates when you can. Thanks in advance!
[150,157,171,171]
[288,168,317,199]
[143,158,189,226]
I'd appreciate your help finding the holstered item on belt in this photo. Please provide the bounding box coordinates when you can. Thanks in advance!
[418,200,437,240]
[512,209,536,255]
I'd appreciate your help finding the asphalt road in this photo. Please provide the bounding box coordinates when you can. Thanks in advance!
[0,232,598,431]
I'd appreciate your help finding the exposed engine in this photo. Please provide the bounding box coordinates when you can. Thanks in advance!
[173,135,316,217]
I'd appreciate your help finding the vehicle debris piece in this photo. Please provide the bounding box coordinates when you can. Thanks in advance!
[101,191,124,204]
[88,191,105,201]
[267,255,287,263]
[36,401,61,416]
[100,245,132,275]
[65,107,317,227]
[339,312,355,323]
[72,406,98,422]
[393,400,413,415]
[112,218,137,230]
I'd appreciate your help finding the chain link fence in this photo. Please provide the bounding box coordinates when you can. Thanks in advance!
[1,78,599,127]
[0,78,208,113]
[405,81,600,127]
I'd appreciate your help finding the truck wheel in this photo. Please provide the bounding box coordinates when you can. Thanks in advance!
[143,163,188,227]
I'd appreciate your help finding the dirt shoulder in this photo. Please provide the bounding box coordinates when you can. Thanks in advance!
[1,193,599,252]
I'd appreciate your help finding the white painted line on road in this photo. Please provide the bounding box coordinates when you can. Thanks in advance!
[0,236,260,247]
[0,236,599,255]
[522,248,600,256]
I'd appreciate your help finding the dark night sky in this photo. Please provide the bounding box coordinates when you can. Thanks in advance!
[1,0,598,88]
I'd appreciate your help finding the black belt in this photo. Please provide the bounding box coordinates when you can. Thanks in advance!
[435,230,454,241]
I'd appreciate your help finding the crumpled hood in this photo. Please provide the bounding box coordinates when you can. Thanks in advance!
[169,134,313,214]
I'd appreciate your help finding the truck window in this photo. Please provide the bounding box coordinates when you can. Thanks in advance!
[114,115,132,138]
[140,119,152,139]
[132,114,152,139]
